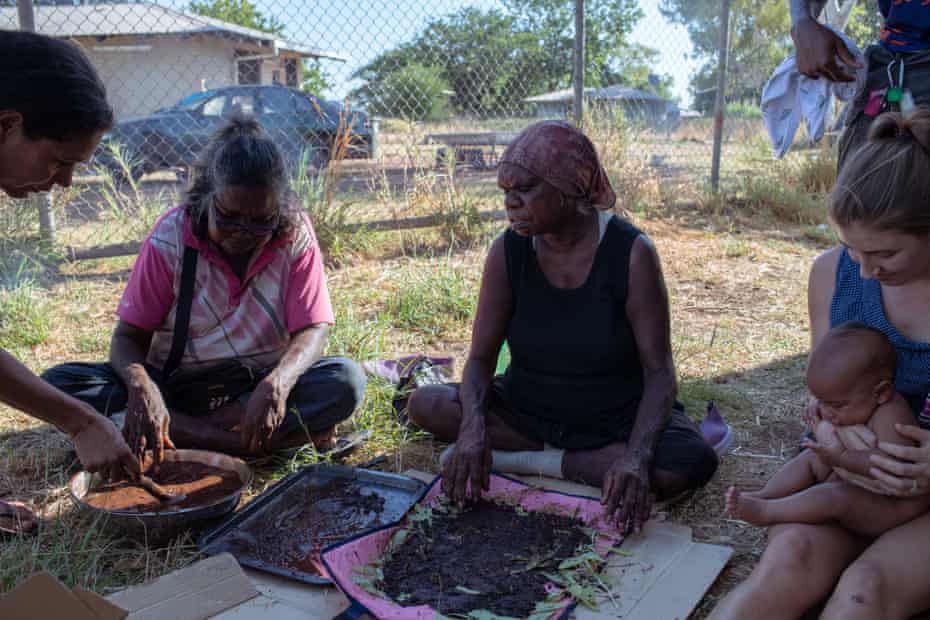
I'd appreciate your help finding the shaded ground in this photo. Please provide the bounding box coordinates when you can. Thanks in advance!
[0,193,827,615]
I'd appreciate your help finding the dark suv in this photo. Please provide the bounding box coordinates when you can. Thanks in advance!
[94,85,373,183]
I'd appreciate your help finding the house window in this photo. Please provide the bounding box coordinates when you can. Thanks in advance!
[237,59,261,85]
[285,59,299,88]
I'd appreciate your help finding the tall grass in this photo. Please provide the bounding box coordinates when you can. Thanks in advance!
[325,296,387,362]
[0,188,76,282]
[294,110,378,266]
[703,142,837,226]
[0,280,50,351]
[582,103,664,214]
[94,144,170,244]
[0,508,198,594]
[384,258,476,340]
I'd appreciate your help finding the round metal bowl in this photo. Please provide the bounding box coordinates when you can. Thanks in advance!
[69,449,252,546]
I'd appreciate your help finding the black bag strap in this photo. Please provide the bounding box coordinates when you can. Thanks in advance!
[163,245,198,378]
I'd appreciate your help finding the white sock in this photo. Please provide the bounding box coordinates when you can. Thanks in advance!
[438,442,565,479]
[491,447,565,479]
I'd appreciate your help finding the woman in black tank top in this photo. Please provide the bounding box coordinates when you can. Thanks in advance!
[407,121,717,531]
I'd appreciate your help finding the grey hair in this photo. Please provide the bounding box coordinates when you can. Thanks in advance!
[184,115,298,239]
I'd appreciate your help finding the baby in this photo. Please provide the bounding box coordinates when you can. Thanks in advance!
[726,321,930,537]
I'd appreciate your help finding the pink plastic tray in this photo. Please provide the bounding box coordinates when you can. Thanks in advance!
[322,473,623,620]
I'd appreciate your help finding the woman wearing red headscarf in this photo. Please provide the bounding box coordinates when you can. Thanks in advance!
[407,121,717,529]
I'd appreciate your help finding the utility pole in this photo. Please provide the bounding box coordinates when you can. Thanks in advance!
[710,0,731,190]
[17,0,56,248]
[573,0,585,125]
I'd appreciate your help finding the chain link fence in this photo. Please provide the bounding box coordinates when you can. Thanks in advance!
[1,0,881,257]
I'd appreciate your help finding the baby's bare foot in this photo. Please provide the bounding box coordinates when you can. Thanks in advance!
[725,485,770,525]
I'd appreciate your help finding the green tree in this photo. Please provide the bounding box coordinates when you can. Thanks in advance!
[301,60,331,97]
[188,0,284,35]
[845,3,883,50]
[368,63,451,121]
[352,9,545,116]
[504,0,666,94]
[351,4,664,118]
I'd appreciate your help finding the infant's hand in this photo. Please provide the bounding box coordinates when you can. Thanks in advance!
[804,421,844,463]
[813,419,839,446]
[802,396,822,428]
[835,424,877,451]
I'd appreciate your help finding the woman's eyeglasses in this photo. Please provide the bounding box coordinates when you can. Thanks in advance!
[211,199,279,236]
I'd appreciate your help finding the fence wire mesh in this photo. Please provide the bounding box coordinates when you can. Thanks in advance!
[1,0,883,256]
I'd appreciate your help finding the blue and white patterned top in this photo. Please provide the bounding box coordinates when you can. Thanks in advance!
[830,248,930,415]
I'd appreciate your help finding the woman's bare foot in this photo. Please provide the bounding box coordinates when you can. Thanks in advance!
[725,486,770,525]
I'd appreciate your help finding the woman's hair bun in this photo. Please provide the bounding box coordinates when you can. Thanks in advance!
[868,107,930,155]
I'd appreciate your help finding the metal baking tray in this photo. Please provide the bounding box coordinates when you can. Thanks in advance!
[198,463,426,585]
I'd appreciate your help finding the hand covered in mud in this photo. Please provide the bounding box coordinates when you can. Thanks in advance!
[240,377,288,454]
[124,378,175,467]
[602,452,652,535]
[72,408,141,482]
[442,418,491,505]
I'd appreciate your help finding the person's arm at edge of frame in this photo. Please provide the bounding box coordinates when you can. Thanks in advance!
[789,0,827,26]
[602,234,675,534]
[789,0,860,81]
[444,234,512,505]
[240,322,330,454]
[0,348,140,480]
[110,319,175,465]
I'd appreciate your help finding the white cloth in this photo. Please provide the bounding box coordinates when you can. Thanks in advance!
[761,25,867,158]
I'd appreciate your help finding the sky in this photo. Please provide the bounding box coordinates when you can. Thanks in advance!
[167,0,700,108]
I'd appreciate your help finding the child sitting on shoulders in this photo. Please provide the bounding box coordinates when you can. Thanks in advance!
[726,321,930,536]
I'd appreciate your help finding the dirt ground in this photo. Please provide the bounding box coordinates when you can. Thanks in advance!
[0,160,831,615]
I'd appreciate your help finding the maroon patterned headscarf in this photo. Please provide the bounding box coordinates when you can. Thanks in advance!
[499,120,616,210]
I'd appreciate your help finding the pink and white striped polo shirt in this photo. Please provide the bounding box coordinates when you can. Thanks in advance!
[117,206,334,372]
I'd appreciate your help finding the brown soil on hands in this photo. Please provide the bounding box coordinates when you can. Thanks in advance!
[382,500,590,618]
[83,461,243,513]
[228,478,386,576]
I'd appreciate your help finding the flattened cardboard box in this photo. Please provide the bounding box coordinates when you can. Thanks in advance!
[107,553,258,620]
[0,572,126,620]
[0,553,255,620]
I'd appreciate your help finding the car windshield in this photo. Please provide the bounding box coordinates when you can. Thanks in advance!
[174,91,215,111]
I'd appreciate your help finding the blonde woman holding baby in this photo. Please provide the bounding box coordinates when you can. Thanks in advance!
[711,109,930,619]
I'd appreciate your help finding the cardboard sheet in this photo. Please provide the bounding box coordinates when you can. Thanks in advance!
[101,469,732,620]
[217,570,350,619]
[107,553,258,620]
[74,587,130,620]
[0,572,127,620]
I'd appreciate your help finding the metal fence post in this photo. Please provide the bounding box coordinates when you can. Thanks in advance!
[710,0,731,190]
[17,0,56,249]
[573,0,585,125]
